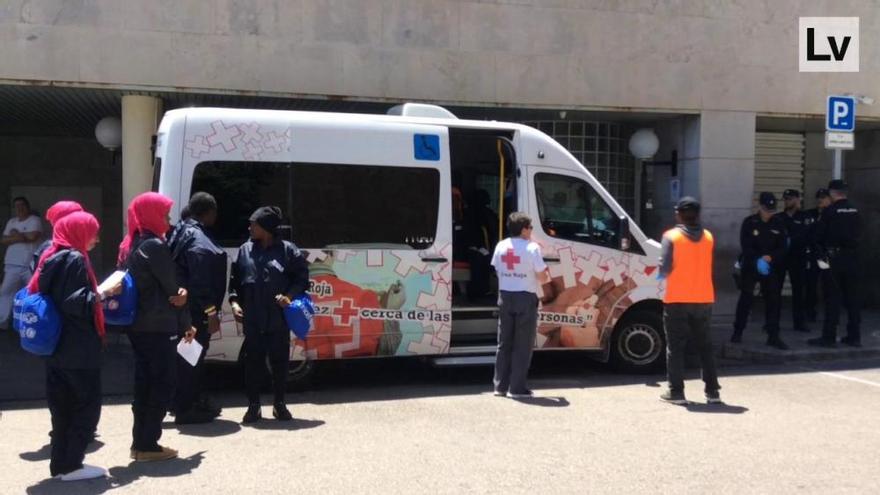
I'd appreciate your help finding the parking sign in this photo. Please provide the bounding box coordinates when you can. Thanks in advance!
[827,95,856,131]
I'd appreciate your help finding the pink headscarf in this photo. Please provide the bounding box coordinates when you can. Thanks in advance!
[45,201,84,226]
[28,212,105,338]
[117,192,174,266]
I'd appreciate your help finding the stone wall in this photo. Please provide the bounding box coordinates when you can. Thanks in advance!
[1,0,878,116]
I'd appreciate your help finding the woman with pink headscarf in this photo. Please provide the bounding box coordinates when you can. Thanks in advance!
[31,211,115,481]
[117,192,195,463]
[30,200,84,272]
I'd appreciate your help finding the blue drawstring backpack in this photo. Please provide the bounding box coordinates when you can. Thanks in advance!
[284,294,316,340]
[13,288,62,356]
[103,271,138,326]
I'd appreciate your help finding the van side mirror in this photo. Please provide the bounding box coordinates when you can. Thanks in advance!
[618,216,630,251]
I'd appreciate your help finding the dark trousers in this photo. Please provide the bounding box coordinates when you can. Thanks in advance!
[174,321,210,414]
[781,256,807,329]
[493,291,538,394]
[47,367,101,476]
[734,271,782,338]
[128,332,177,452]
[242,330,290,405]
[804,263,821,321]
[664,304,719,394]
[822,257,861,342]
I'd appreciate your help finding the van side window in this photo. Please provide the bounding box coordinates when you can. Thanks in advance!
[534,173,621,249]
[191,161,440,249]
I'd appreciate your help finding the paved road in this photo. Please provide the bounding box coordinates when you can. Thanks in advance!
[2,356,879,494]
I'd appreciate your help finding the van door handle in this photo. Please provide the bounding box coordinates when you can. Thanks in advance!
[420,257,448,263]
[543,257,561,263]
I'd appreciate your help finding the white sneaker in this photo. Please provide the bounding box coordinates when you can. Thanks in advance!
[60,464,108,481]
[507,389,534,399]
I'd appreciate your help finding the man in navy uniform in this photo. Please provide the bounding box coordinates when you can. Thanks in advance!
[775,189,811,333]
[808,180,862,347]
[169,192,228,424]
[732,192,788,350]
[803,188,831,323]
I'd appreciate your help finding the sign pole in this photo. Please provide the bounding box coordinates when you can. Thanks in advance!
[833,148,843,179]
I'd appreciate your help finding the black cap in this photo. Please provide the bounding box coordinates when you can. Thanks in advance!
[815,188,830,199]
[249,206,283,234]
[674,196,701,213]
[759,192,777,210]
[828,179,848,192]
[782,189,800,199]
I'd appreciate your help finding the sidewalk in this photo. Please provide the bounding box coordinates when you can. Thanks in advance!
[711,300,880,364]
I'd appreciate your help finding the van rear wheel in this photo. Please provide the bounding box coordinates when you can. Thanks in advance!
[610,310,665,373]
[286,359,316,388]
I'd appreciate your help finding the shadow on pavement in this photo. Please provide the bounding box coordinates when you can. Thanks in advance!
[170,418,242,437]
[509,396,570,407]
[26,451,205,495]
[20,440,105,462]
[684,403,749,414]
[246,418,325,431]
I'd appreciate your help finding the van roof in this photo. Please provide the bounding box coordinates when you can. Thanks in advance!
[162,106,531,134]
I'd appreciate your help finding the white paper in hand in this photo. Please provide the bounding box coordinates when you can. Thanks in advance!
[98,270,127,295]
[177,339,203,367]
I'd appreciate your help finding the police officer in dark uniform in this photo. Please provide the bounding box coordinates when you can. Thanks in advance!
[775,189,811,333]
[168,192,228,424]
[808,180,862,347]
[732,192,788,350]
[229,206,309,424]
[803,188,831,323]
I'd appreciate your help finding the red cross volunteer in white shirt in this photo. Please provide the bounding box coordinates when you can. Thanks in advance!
[490,212,549,399]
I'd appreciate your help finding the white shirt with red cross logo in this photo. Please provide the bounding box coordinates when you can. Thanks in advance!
[491,237,547,294]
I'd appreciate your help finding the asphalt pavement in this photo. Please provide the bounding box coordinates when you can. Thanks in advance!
[2,355,879,494]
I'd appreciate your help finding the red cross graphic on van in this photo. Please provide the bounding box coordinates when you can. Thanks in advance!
[332,298,360,326]
[501,249,521,270]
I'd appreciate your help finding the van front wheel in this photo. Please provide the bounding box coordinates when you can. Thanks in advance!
[610,310,665,373]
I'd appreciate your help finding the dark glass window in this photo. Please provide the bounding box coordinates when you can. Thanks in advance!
[534,172,622,250]
[191,161,440,249]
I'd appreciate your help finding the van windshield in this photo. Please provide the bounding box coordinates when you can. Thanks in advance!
[191,161,440,250]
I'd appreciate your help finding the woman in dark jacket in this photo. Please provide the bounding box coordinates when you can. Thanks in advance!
[118,192,195,462]
[229,206,309,424]
[30,211,114,481]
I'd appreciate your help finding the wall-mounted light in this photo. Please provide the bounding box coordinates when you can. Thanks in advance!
[95,117,122,151]
[628,128,677,176]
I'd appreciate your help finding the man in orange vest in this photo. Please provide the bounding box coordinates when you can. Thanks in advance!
[658,197,721,405]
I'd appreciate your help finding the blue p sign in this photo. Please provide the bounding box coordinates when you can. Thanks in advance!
[827,96,856,131]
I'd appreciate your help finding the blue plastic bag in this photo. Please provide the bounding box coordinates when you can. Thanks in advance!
[103,271,138,326]
[14,289,62,356]
[284,294,316,340]
[756,258,771,276]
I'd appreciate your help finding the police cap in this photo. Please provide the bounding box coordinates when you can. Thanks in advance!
[782,189,800,199]
[759,191,777,211]
[828,179,848,192]
[815,188,830,199]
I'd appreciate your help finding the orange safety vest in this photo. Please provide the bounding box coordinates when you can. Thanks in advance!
[663,227,715,304]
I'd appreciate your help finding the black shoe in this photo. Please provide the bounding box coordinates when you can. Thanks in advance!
[730,332,743,344]
[506,389,534,399]
[767,338,789,350]
[660,391,687,405]
[840,337,862,347]
[197,398,222,418]
[807,337,836,348]
[174,408,215,425]
[705,390,723,404]
[272,403,293,421]
[242,405,262,424]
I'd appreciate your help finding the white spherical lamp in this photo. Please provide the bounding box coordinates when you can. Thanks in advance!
[95,117,122,151]
[628,128,660,160]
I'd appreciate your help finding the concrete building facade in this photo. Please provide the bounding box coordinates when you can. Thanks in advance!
[1,0,879,308]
